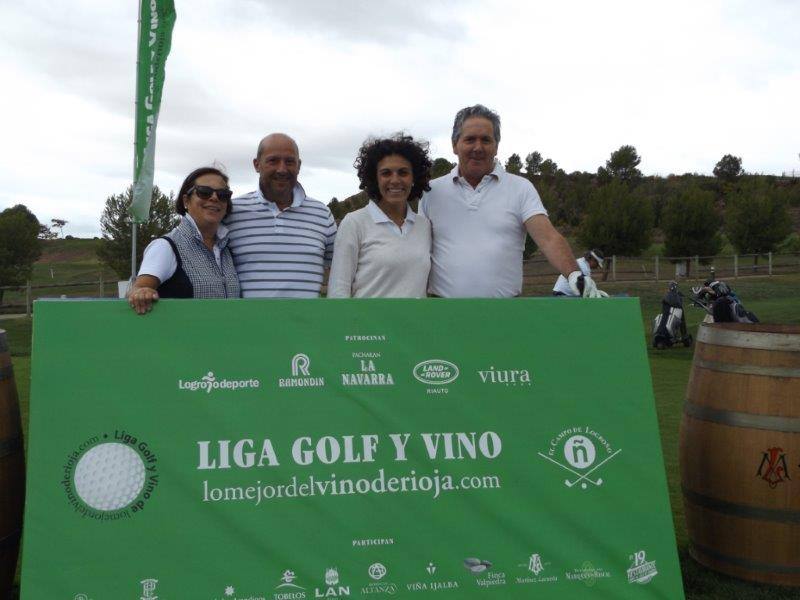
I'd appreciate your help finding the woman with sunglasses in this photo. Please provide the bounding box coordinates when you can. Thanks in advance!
[128,166,241,314]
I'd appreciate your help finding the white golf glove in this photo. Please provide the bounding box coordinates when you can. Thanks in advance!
[568,271,609,298]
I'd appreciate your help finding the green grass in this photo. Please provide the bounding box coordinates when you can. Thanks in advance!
[3,277,800,599]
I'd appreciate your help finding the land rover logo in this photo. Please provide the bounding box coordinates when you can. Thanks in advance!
[413,360,459,385]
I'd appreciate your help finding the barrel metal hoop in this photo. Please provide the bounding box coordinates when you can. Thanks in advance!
[0,435,22,458]
[683,487,800,524]
[698,325,800,351]
[695,357,800,379]
[0,530,21,550]
[0,364,14,381]
[691,541,800,574]
[684,400,800,433]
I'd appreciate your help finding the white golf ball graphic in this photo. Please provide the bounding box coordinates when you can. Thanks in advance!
[74,442,145,511]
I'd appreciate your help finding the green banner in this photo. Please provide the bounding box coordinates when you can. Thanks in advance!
[132,0,176,223]
[21,299,684,599]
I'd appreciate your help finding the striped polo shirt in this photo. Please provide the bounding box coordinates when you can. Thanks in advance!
[225,184,337,298]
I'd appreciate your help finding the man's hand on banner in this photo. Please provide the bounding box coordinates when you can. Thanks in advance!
[568,271,609,298]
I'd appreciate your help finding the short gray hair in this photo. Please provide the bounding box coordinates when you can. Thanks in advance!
[451,104,501,145]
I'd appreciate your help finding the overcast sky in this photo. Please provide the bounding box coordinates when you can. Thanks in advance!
[1,0,798,237]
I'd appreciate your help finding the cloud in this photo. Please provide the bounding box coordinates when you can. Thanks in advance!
[243,0,467,44]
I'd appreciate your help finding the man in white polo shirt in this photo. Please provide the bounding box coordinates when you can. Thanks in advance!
[224,133,337,298]
[420,104,605,298]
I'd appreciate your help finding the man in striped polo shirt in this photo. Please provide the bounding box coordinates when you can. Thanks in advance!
[225,133,337,298]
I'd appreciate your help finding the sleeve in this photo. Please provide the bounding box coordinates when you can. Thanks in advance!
[519,180,548,223]
[323,210,337,268]
[137,238,178,283]
[419,193,430,219]
[326,214,361,298]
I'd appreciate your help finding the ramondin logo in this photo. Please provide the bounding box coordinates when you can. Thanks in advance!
[178,371,261,394]
[413,360,459,385]
[62,430,159,521]
[279,354,325,388]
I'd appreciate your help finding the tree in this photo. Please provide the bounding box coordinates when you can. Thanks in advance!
[725,180,792,256]
[539,158,560,179]
[578,180,653,259]
[50,218,68,238]
[524,151,543,177]
[504,153,523,175]
[96,185,178,279]
[598,145,642,184]
[430,157,456,179]
[662,187,723,274]
[713,154,743,182]
[38,223,58,240]
[0,204,42,303]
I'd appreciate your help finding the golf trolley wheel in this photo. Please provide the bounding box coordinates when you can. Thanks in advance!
[683,335,693,348]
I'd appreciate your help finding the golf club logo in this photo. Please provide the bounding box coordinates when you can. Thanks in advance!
[538,427,621,490]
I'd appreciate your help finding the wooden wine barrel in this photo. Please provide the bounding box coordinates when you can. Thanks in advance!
[0,330,25,598]
[680,323,800,587]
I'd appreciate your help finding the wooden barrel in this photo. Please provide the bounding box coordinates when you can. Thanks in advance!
[0,330,25,597]
[680,323,800,586]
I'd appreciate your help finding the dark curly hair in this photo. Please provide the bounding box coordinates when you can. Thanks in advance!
[175,166,232,217]
[354,134,432,203]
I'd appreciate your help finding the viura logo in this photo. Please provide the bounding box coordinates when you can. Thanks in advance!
[478,366,532,386]
[178,371,260,393]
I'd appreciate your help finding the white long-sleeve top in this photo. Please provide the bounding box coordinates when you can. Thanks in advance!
[327,202,431,298]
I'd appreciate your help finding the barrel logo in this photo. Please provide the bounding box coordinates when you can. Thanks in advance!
[756,447,790,488]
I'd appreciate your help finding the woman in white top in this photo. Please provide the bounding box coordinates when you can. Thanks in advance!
[128,166,240,314]
[328,134,432,298]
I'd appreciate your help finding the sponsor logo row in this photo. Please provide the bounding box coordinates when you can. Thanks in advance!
[80,550,656,599]
[178,353,532,395]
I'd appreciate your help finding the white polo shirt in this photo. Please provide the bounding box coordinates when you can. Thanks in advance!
[419,161,547,297]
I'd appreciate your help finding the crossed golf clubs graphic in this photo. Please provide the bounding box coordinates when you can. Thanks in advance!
[537,449,622,489]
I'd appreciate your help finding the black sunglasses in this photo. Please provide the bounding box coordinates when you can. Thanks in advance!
[189,185,233,202]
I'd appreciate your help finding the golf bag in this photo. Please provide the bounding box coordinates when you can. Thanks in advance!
[653,282,692,349]
[691,280,759,324]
